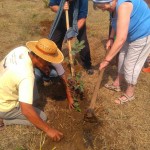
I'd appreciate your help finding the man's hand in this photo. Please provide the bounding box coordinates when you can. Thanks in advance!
[47,128,63,142]
[68,96,74,110]
[63,1,69,10]
[20,102,63,142]
[61,74,74,110]
[50,1,70,13]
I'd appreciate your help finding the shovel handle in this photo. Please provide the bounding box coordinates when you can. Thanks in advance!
[65,10,69,30]
[65,10,75,77]
[89,68,105,109]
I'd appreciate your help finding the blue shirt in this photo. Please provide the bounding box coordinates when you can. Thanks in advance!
[112,0,150,42]
[49,0,88,19]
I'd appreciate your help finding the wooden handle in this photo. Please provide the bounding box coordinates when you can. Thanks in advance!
[89,68,105,109]
[65,10,69,30]
[65,10,75,77]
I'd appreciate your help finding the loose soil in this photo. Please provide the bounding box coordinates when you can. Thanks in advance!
[0,0,150,150]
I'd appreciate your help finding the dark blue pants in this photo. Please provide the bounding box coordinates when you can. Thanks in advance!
[50,13,92,69]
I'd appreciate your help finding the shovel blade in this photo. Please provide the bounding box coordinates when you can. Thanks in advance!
[84,109,98,123]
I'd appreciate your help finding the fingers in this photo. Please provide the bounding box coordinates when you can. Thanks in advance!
[68,99,75,110]
[105,44,110,50]
[68,103,74,110]
[64,1,69,10]
[99,64,102,71]
[99,61,109,71]
[69,104,75,110]
[47,128,63,142]
[53,132,63,142]
[59,132,63,137]
[106,45,110,50]
[106,42,111,50]
[53,136,60,142]
[106,39,114,50]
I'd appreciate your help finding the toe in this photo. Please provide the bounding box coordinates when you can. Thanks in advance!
[114,99,121,104]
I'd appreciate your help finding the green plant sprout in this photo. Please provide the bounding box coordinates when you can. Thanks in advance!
[73,97,81,112]
[71,40,85,56]
[66,40,85,112]
[74,72,84,92]
[68,73,84,112]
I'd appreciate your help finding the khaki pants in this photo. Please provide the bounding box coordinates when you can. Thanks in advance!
[118,35,150,85]
[0,106,47,126]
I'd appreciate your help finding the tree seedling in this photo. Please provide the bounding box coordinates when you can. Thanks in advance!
[66,39,85,112]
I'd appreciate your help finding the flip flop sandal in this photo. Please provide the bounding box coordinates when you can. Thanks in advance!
[115,94,135,104]
[105,83,121,92]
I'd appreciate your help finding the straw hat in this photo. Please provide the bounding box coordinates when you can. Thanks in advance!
[26,38,64,63]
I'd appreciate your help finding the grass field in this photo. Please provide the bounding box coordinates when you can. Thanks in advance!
[0,0,150,150]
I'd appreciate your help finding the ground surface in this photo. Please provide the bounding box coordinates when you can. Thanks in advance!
[0,0,150,150]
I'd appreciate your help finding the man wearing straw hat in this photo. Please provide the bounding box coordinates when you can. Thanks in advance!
[0,38,75,141]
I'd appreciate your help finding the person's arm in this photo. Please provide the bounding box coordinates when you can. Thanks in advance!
[50,5,59,12]
[51,63,74,109]
[60,74,74,110]
[20,102,63,141]
[49,0,59,12]
[99,2,133,70]
[77,18,86,30]
[106,28,116,50]
[50,1,86,30]
[77,0,88,30]
[18,76,63,141]
[50,1,69,13]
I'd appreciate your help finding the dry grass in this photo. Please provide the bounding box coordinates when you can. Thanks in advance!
[0,0,150,150]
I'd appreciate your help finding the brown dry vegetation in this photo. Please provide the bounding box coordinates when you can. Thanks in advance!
[0,0,150,150]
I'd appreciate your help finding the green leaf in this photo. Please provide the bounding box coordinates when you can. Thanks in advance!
[71,51,75,55]
[78,45,85,50]
[76,107,81,112]
[73,102,79,107]
[79,40,85,46]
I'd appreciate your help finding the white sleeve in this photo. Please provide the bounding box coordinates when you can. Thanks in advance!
[18,77,34,104]
[51,63,65,76]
